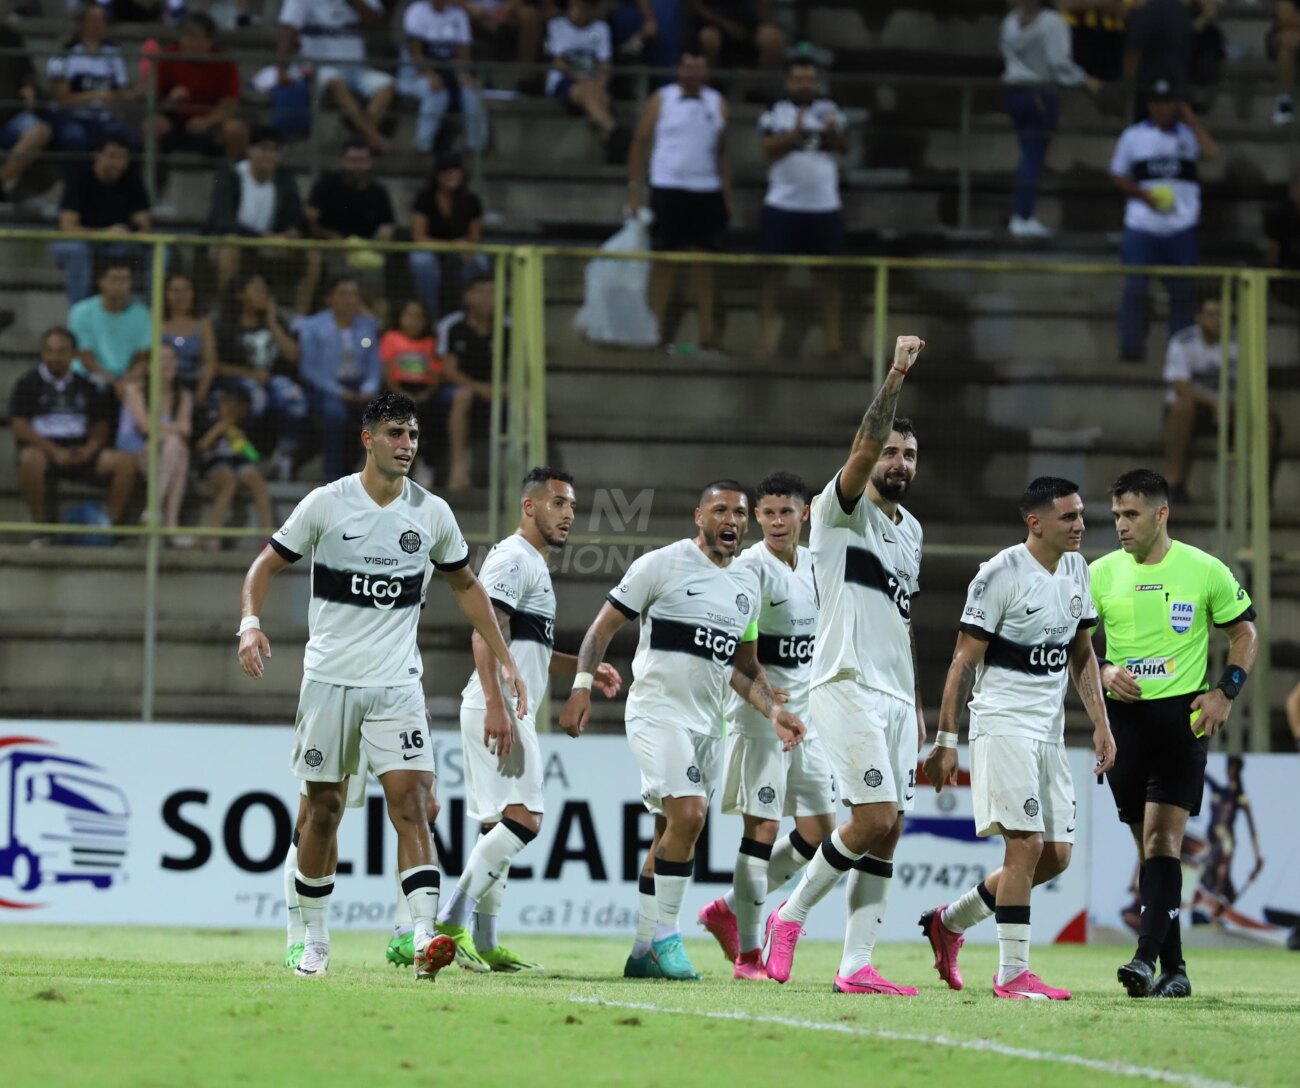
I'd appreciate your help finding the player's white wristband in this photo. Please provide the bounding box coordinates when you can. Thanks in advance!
[936,731,959,749]
[572,671,594,691]
[237,615,261,637]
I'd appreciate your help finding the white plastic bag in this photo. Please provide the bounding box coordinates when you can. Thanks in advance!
[573,210,659,347]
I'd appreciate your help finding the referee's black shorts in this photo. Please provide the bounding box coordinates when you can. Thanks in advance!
[1105,691,1209,824]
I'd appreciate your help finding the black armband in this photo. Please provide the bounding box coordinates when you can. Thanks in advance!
[1216,665,1248,700]
[1098,658,1112,669]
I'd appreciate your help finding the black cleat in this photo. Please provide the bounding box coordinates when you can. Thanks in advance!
[1150,969,1192,998]
[1117,957,1156,997]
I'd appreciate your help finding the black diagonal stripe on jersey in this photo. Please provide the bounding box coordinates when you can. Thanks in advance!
[1131,159,1198,183]
[757,632,815,669]
[312,563,424,609]
[649,616,740,667]
[510,609,554,647]
[984,634,1072,675]
[844,545,911,619]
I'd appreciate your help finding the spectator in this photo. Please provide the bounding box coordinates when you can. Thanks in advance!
[688,0,785,74]
[207,126,319,317]
[1061,1,1128,83]
[0,7,54,197]
[1270,0,1300,126]
[1124,0,1194,101]
[194,384,275,550]
[755,58,848,360]
[1110,81,1215,362]
[546,0,616,147]
[409,152,488,319]
[628,51,730,351]
[438,272,502,490]
[462,0,545,67]
[398,0,489,153]
[381,298,442,486]
[116,343,193,540]
[214,271,307,480]
[10,325,136,535]
[306,139,397,245]
[53,134,151,305]
[297,276,381,481]
[161,273,217,404]
[610,1,674,68]
[150,12,249,161]
[68,257,152,389]
[277,0,396,155]
[47,3,142,155]
[1162,293,1280,503]
[1002,1,1099,239]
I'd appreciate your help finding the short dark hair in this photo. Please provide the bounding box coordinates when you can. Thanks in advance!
[249,124,282,148]
[96,133,131,155]
[755,471,809,503]
[182,12,217,38]
[891,416,917,443]
[699,478,749,507]
[220,383,251,406]
[522,465,576,495]
[1019,476,1079,520]
[327,274,359,295]
[96,256,134,281]
[361,393,417,433]
[343,137,371,155]
[463,271,493,293]
[40,325,76,350]
[1109,468,1170,507]
[1196,288,1221,312]
[786,57,818,75]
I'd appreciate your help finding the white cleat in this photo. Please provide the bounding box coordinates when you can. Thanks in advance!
[1009,215,1052,239]
[294,941,330,978]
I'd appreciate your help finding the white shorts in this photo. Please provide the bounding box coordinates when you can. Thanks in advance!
[290,678,434,782]
[299,763,370,809]
[810,680,918,810]
[721,729,835,819]
[460,705,545,823]
[970,733,1076,843]
[316,65,394,100]
[626,717,722,815]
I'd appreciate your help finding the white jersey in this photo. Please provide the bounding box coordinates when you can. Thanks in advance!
[1109,120,1201,235]
[958,543,1098,743]
[758,98,846,213]
[1163,325,1235,405]
[608,538,760,737]
[271,475,469,687]
[403,1,472,64]
[461,533,555,718]
[649,83,726,192]
[279,0,383,63]
[725,543,818,738]
[544,16,611,93]
[809,473,923,703]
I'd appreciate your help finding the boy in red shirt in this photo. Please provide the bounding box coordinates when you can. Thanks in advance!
[150,13,249,160]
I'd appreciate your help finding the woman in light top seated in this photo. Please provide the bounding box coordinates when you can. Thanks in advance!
[116,343,193,544]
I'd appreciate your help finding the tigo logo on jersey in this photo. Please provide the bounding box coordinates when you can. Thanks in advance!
[1170,602,1196,634]
[0,736,129,909]
[1126,657,1175,679]
[693,626,738,665]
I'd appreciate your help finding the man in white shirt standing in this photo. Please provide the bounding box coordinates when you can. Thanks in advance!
[755,59,848,360]
[1109,79,1217,362]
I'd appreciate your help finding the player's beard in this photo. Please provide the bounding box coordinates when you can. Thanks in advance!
[538,520,571,549]
[871,469,911,502]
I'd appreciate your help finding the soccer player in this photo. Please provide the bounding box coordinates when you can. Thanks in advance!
[698,471,836,981]
[432,467,622,973]
[559,480,806,980]
[237,392,526,981]
[760,336,928,995]
[1090,469,1257,998]
[922,477,1116,1001]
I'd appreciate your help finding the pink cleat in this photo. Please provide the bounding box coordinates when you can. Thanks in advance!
[833,964,919,995]
[761,902,804,984]
[919,906,965,991]
[992,971,1072,1001]
[733,949,770,981]
[699,897,740,963]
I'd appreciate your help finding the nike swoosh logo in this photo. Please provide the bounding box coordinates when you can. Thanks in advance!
[343,533,365,541]
[1027,606,1043,615]
[752,900,765,907]
[686,589,703,596]
[403,752,421,761]
[1065,825,1076,833]
[882,536,896,544]
[770,599,789,608]
[904,792,914,802]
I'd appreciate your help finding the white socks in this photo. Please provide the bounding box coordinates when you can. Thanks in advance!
[838,854,892,977]
[399,865,441,943]
[631,873,656,957]
[652,857,692,941]
[442,819,536,928]
[942,879,997,934]
[732,838,772,954]
[473,861,508,952]
[393,867,413,935]
[779,829,862,925]
[295,869,335,944]
[996,905,1032,984]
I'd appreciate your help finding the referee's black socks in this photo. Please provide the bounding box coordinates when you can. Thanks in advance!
[1137,855,1182,967]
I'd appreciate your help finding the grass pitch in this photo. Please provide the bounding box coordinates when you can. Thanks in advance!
[2,927,1297,1088]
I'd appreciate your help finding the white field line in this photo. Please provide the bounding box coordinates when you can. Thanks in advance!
[568,995,1248,1088]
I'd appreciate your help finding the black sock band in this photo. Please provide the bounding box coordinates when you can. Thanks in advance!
[291,828,300,848]
[995,905,1031,925]
[295,878,334,899]
[977,880,996,911]
[501,817,538,845]
[400,868,441,895]
[739,837,773,861]
[789,828,817,861]
[1137,854,1182,966]
[638,873,656,895]
[854,854,894,878]
[819,838,856,872]
[654,857,693,877]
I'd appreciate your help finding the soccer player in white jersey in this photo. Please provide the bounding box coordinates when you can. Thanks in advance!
[921,477,1116,1000]
[237,393,526,981]
[559,480,806,981]
[761,336,928,995]
[430,467,622,973]
[699,472,836,981]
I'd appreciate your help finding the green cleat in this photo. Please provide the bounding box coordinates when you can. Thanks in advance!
[386,931,414,968]
[479,944,544,973]
[284,941,304,970]
[435,922,491,973]
[623,951,666,979]
[651,933,701,980]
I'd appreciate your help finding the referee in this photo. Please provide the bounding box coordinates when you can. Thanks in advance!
[1091,469,1258,999]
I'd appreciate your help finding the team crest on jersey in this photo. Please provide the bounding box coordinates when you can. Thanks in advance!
[758,786,776,805]
[863,768,883,788]
[304,748,323,768]
[1170,601,1195,634]
[507,562,520,575]
[972,580,987,600]
[400,530,421,554]
[1024,797,1039,817]
[686,765,702,784]
[1070,595,1083,619]
[736,593,750,615]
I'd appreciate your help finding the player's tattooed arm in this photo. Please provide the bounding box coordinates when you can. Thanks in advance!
[731,642,806,750]
[559,603,630,737]
[1069,626,1116,774]
[923,630,986,792]
[473,604,516,757]
[444,566,528,721]
[841,335,923,499]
